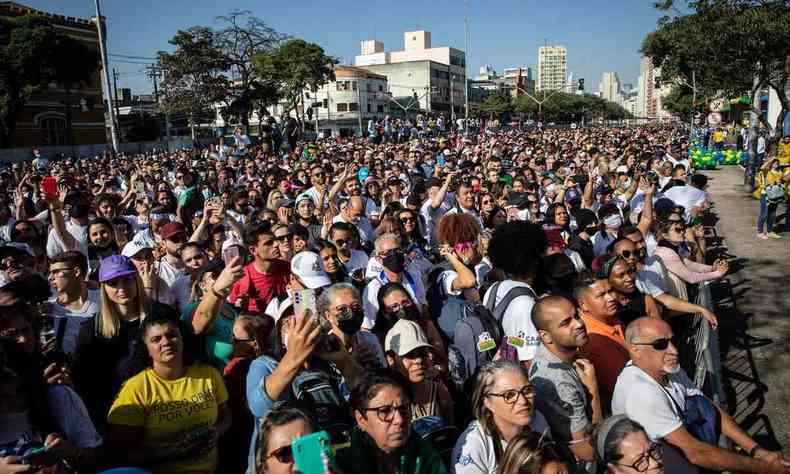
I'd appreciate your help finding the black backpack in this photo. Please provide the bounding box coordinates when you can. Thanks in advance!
[291,369,352,444]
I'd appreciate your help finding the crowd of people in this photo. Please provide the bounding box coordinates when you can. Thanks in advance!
[1,122,789,474]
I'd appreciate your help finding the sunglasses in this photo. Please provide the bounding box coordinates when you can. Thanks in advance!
[632,337,674,351]
[275,233,293,242]
[620,250,636,259]
[266,444,294,464]
[399,216,416,223]
[168,235,186,244]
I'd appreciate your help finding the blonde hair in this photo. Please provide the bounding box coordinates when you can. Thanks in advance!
[97,274,149,339]
[471,361,530,462]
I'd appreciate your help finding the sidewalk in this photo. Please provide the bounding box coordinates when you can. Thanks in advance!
[703,165,790,454]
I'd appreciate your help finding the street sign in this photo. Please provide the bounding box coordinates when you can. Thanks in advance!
[707,112,722,125]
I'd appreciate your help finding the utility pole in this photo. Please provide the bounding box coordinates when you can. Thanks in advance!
[93,0,119,153]
[112,68,121,124]
[356,78,363,137]
[147,64,159,103]
[463,0,470,135]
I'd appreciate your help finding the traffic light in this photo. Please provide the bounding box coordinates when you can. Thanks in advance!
[578,78,585,91]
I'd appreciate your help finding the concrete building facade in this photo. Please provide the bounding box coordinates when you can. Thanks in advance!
[537,45,567,92]
[353,30,466,118]
[599,72,622,105]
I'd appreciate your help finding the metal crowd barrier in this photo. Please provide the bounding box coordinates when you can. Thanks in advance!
[690,281,727,407]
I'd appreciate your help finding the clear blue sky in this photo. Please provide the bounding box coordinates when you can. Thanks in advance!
[21,0,665,95]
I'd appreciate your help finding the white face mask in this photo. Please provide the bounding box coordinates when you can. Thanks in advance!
[603,213,623,229]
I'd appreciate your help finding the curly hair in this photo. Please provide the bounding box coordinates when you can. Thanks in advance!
[436,213,481,246]
[488,221,547,278]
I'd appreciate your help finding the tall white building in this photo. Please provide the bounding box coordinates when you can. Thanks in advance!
[599,72,622,104]
[354,30,466,118]
[537,45,567,92]
[636,56,672,118]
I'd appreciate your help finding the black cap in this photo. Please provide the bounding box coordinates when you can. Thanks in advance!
[196,259,226,284]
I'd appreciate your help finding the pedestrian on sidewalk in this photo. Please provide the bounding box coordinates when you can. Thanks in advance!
[754,158,784,240]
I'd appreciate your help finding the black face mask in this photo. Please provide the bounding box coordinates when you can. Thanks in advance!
[395,304,420,321]
[337,307,364,335]
[382,251,405,273]
[69,203,90,219]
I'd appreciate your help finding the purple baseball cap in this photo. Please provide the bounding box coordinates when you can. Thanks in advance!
[99,255,138,283]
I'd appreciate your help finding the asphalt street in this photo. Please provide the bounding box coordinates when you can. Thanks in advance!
[703,165,790,455]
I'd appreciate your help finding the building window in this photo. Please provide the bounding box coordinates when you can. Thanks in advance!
[40,116,67,146]
[367,103,372,113]
[337,103,348,112]
[349,103,359,111]
[377,104,384,113]
[378,85,383,92]
[352,81,357,91]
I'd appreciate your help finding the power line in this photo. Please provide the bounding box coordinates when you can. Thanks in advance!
[109,52,157,60]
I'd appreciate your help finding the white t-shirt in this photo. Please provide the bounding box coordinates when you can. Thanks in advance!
[452,415,550,474]
[663,186,706,222]
[155,257,185,289]
[171,274,193,311]
[636,256,669,297]
[362,269,426,329]
[46,220,88,258]
[420,198,452,246]
[611,362,703,441]
[591,231,616,258]
[481,281,539,361]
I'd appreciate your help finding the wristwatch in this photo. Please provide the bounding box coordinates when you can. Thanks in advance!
[748,445,762,457]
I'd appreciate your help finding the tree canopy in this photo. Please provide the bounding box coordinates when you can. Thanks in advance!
[642,0,790,132]
[0,14,99,147]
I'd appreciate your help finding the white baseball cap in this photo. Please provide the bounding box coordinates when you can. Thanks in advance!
[616,165,629,175]
[291,251,331,289]
[385,319,432,357]
[121,240,152,258]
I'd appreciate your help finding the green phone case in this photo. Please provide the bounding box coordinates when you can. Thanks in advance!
[292,430,333,474]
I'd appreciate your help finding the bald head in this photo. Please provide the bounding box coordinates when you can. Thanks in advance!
[532,295,576,332]
[625,317,671,344]
[348,196,365,214]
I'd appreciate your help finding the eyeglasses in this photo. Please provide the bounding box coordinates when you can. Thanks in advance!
[486,385,535,405]
[334,237,353,247]
[379,248,403,258]
[632,337,674,351]
[1,259,23,271]
[48,267,75,278]
[233,336,254,344]
[360,403,412,423]
[403,347,431,360]
[275,233,293,242]
[266,444,294,464]
[615,443,664,472]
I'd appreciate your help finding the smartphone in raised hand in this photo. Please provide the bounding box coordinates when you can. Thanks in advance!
[293,431,334,474]
[222,245,240,266]
[293,289,316,319]
[41,176,58,200]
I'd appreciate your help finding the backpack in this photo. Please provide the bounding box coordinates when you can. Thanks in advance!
[438,276,536,390]
[483,282,537,362]
[291,369,352,444]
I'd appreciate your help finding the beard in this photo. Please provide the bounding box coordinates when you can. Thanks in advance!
[663,362,681,374]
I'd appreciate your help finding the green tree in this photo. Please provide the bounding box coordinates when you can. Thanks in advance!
[158,27,230,140]
[477,91,511,120]
[254,39,337,129]
[0,14,99,147]
[214,11,284,130]
[643,0,790,134]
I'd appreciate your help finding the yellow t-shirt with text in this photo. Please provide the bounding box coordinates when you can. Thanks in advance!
[108,364,229,474]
